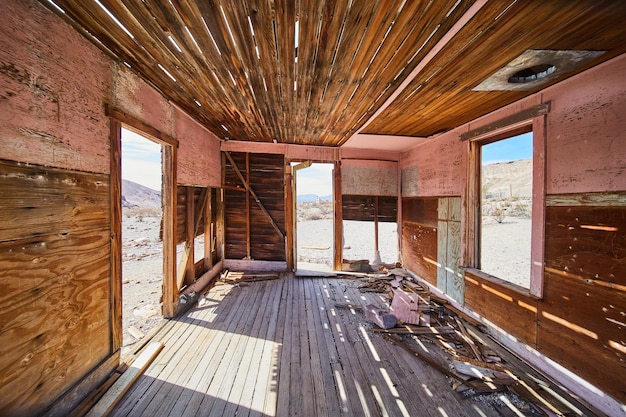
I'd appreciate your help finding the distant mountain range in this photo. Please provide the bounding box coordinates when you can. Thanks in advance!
[297,194,332,203]
[122,179,161,208]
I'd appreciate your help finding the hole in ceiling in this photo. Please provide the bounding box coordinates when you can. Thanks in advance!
[508,64,555,83]
[474,49,606,91]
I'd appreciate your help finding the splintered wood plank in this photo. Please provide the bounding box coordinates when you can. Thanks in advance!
[341,282,434,417]
[302,278,332,417]
[86,342,164,417]
[279,276,297,415]
[320,279,379,416]
[219,280,280,416]
[245,278,284,417]
[312,279,355,416]
[188,283,265,416]
[296,278,316,417]
[162,285,255,417]
[110,286,239,417]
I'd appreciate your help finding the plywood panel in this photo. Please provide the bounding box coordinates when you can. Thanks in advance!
[0,160,109,242]
[402,198,438,227]
[544,205,626,286]
[0,160,113,415]
[464,270,537,345]
[0,229,111,415]
[401,221,437,285]
[538,272,626,403]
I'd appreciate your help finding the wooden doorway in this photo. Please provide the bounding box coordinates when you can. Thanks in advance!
[109,110,178,355]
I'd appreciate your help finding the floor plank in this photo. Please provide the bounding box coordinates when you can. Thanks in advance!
[109,274,594,417]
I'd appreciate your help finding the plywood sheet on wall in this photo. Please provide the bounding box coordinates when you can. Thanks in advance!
[540,201,626,402]
[538,271,626,403]
[341,165,397,196]
[402,222,437,285]
[437,197,463,302]
[464,270,538,346]
[0,160,111,415]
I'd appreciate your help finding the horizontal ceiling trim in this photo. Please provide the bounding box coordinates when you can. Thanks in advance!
[460,102,550,142]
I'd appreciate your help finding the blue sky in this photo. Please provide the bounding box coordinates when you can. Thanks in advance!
[296,163,334,196]
[121,128,162,191]
[482,132,533,164]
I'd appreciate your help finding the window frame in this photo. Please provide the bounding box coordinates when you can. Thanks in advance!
[464,107,547,298]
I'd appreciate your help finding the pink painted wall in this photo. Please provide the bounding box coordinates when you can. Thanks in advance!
[545,55,626,194]
[175,107,221,187]
[400,126,466,197]
[0,0,111,173]
[400,53,626,196]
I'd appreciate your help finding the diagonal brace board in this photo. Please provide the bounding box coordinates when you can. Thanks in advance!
[177,188,208,290]
[224,152,285,239]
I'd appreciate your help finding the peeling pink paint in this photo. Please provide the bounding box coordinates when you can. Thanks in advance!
[113,66,174,137]
[401,53,626,196]
[0,0,111,173]
[175,107,221,187]
[401,129,466,197]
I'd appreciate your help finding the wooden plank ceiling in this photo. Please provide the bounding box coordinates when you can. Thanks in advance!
[44,0,626,147]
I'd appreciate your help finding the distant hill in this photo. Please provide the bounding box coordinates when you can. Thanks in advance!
[297,194,332,203]
[122,179,161,208]
[482,158,532,199]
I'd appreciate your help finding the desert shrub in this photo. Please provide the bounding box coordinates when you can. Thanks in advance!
[124,207,161,222]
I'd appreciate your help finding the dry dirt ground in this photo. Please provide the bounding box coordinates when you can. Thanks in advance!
[121,211,163,356]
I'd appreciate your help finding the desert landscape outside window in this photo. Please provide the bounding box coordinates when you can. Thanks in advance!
[479,132,533,289]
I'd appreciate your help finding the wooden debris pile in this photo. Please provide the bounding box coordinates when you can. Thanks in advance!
[214,270,281,286]
[360,269,589,416]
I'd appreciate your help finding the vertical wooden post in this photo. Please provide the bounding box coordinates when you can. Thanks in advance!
[216,188,225,261]
[397,163,403,264]
[245,153,251,259]
[204,188,213,270]
[162,144,177,318]
[374,196,380,258]
[465,140,480,269]
[333,162,343,271]
[109,119,123,352]
[185,187,195,286]
[285,160,295,271]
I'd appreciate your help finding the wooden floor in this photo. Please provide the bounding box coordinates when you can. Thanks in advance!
[110,275,532,417]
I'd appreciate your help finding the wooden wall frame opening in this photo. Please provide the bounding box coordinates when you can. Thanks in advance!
[108,107,179,336]
[464,104,547,298]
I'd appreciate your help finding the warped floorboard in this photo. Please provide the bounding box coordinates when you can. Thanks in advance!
[109,275,516,417]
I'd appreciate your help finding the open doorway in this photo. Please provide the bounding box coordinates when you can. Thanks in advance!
[293,162,334,271]
[120,128,164,355]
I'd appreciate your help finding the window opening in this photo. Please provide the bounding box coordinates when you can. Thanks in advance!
[480,132,533,289]
[121,128,163,355]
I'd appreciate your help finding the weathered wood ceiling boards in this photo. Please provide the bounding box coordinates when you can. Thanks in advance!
[43,1,626,146]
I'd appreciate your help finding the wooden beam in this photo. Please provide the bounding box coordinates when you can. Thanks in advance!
[374,196,379,258]
[85,342,164,417]
[204,188,212,270]
[105,104,178,148]
[246,153,251,259]
[285,160,295,271]
[460,103,550,142]
[184,187,195,286]
[333,163,343,271]
[176,188,208,290]
[162,144,177,318]
[224,152,285,239]
[109,118,123,353]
